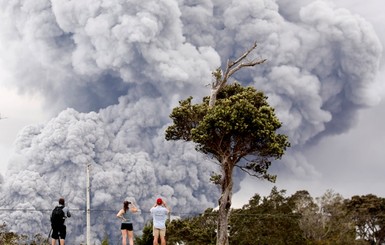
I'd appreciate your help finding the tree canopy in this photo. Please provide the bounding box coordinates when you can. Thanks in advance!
[165,42,290,245]
[162,188,383,245]
[166,82,290,245]
[166,83,290,182]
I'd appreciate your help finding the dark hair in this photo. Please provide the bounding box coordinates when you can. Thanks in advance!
[59,198,65,206]
[123,201,130,213]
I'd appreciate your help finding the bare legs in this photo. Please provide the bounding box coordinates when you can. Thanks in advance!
[51,239,65,245]
[121,230,134,245]
[51,238,65,245]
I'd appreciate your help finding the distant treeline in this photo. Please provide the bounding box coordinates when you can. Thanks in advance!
[2,187,385,244]
[159,187,385,245]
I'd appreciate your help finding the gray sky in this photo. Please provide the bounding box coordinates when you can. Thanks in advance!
[233,0,385,206]
[1,0,384,211]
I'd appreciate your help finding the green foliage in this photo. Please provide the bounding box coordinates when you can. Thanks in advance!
[166,83,290,182]
[209,172,222,185]
[167,208,217,245]
[345,194,385,244]
[135,221,155,245]
[212,68,222,82]
[230,187,306,245]
[287,190,321,241]
[101,233,109,245]
[166,81,290,245]
[0,222,48,245]
[287,189,359,244]
[163,188,384,245]
[0,222,21,244]
[30,233,49,245]
[165,96,209,142]
[3,190,385,245]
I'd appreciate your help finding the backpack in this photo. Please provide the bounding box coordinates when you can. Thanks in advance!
[51,206,65,227]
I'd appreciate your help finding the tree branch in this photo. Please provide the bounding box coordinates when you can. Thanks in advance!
[235,165,264,179]
[209,42,266,108]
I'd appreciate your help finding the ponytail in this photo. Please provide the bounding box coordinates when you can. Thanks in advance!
[123,201,129,213]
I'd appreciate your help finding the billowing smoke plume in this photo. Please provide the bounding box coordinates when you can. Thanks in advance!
[0,0,382,243]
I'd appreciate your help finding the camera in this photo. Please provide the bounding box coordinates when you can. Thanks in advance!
[128,202,131,204]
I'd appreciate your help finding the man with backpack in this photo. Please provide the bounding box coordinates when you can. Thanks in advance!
[50,197,71,245]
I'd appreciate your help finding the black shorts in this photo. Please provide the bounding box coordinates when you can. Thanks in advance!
[52,225,66,239]
[121,223,133,231]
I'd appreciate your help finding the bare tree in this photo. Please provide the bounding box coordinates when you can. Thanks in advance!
[209,41,266,107]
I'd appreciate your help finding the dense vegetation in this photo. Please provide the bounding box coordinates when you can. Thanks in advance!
[3,188,384,244]
[145,188,385,245]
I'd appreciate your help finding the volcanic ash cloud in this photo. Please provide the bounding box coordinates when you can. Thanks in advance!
[0,0,383,242]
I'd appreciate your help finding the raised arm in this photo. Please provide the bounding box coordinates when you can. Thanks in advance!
[130,203,139,213]
[162,201,170,213]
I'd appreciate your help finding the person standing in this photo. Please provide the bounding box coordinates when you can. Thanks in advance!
[150,198,170,245]
[117,200,138,245]
[50,197,71,245]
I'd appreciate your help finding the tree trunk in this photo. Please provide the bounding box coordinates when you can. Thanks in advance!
[209,86,220,108]
[217,160,234,245]
[208,42,265,244]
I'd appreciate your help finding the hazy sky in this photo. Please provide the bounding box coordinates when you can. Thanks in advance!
[234,0,385,205]
[0,0,384,209]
